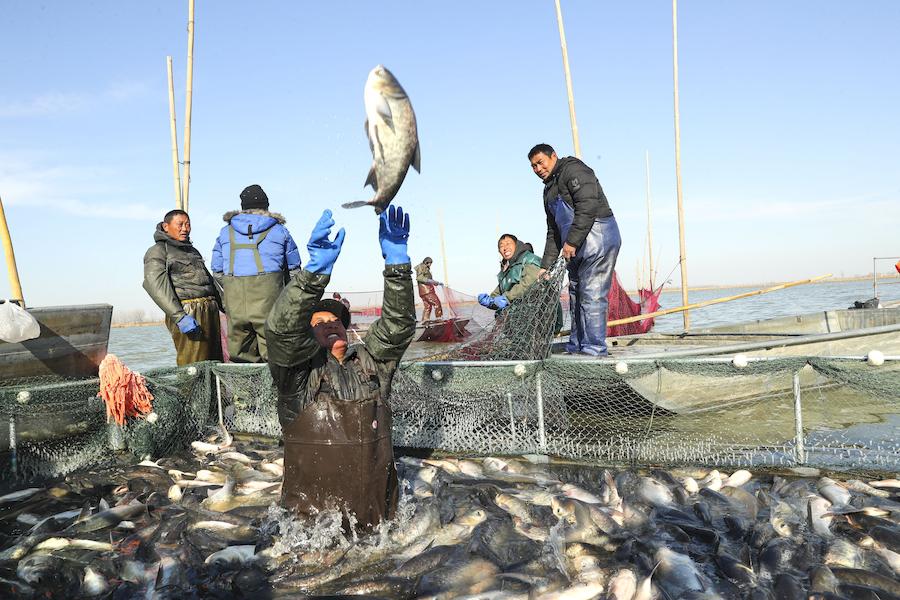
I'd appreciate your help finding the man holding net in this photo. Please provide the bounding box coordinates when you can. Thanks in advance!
[529,144,621,356]
[265,206,416,531]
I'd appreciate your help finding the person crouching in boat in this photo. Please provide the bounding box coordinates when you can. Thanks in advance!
[478,233,564,332]
[414,257,444,322]
[142,209,223,365]
[265,206,415,531]
[478,234,542,313]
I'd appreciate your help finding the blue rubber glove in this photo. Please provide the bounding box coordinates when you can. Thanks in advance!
[478,293,493,307]
[177,314,201,334]
[306,210,346,275]
[493,295,509,310]
[379,205,410,265]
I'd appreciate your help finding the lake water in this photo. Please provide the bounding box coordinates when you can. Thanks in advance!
[110,279,900,372]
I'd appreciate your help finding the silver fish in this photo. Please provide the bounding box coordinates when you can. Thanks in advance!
[0,487,42,505]
[344,65,420,213]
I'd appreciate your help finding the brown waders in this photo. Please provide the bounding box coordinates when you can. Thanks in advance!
[281,364,398,531]
[418,283,443,321]
[164,296,223,366]
[222,227,285,363]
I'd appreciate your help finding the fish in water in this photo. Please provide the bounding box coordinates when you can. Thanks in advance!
[343,64,420,214]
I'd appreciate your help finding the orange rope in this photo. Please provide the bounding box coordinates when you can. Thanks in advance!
[98,354,154,426]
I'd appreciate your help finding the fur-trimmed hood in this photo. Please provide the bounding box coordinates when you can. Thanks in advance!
[223,209,286,224]
[223,209,286,237]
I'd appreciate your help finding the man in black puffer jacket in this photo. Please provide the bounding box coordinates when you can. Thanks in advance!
[529,143,621,356]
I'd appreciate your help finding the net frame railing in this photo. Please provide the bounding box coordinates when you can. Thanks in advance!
[2,354,897,486]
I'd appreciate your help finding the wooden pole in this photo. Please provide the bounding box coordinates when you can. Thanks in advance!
[645,150,655,290]
[607,274,832,327]
[181,0,195,213]
[672,0,690,330]
[554,0,582,158]
[438,208,450,288]
[0,196,25,306]
[167,56,183,210]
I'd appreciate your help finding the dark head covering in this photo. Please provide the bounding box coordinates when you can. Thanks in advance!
[313,298,351,328]
[240,184,269,210]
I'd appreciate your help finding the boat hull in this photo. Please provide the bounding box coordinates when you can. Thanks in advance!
[0,304,113,380]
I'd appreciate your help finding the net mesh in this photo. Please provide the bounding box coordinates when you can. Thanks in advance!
[2,264,899,487]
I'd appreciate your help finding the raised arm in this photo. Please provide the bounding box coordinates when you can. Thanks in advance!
[266,210,345,369]
[365,206,416,363]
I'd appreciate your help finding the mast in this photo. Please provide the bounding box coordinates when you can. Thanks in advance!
[554,0,582,158]
[0,197,25,306]
[181,0,195,212]
[645,150,655,290]
[166,56,183,209]
[672,0,690,329]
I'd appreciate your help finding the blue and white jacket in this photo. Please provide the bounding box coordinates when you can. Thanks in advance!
[211,209,301,277]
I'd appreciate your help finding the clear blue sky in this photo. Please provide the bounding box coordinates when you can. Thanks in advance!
[1,1,898,317]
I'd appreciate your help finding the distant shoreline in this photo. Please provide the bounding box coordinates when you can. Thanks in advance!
[112,321,164,329]
[109,275,899,327]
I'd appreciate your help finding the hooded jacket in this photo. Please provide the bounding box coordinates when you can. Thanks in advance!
[211,209,301,277]
[541,156,613,269]
[492,240,542,302]
[143,223,219,321]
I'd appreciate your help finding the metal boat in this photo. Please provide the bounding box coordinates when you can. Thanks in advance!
[0,304,113,380]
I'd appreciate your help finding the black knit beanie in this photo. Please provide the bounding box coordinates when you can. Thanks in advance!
[240,184,269,210]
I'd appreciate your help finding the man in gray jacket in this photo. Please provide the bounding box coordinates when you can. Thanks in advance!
[143,209,223,365]
[529,144,621,356]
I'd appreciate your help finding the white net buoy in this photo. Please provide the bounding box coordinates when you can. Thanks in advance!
[431,369,443,382]
[514,364,527,377]
[146,411,159,424]
[732,354,749,368]
[615,362,628,375]
[186,366,198,376]
[867,350,885,366]
[16,390,31,404]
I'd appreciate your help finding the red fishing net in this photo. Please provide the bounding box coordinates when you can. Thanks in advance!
[99,354,154,426]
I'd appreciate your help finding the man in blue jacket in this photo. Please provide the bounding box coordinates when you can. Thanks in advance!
[211,184,301,362]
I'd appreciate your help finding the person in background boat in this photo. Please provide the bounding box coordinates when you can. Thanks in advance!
[265,206,416,531]
[415,257,443,322]
[332,292,351,312]
[143,209,223,366]
[529,143,621,356]
[210,185,301,363]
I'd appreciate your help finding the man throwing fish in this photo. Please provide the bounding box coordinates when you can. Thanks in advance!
[265,206,416,530]
[529,144,621,356]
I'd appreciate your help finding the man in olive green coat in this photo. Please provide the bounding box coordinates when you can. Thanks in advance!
[143,209,223,365]
[265,206,415,531]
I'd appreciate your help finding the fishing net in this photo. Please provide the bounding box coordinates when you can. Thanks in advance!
[3,263,899,488]
[0,363,214,485]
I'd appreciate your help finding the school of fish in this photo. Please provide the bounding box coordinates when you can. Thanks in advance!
[0,427,898,599]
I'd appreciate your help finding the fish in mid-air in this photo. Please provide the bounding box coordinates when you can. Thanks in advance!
[342,64,420,214]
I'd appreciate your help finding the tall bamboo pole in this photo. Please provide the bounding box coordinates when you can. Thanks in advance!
[167,56,183,210]
[645,150,655,290]
[672,0,690,330]
[554,0,581,158]
[0,197,25,306]
[181,0,195,213]
[438,208,450,288]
